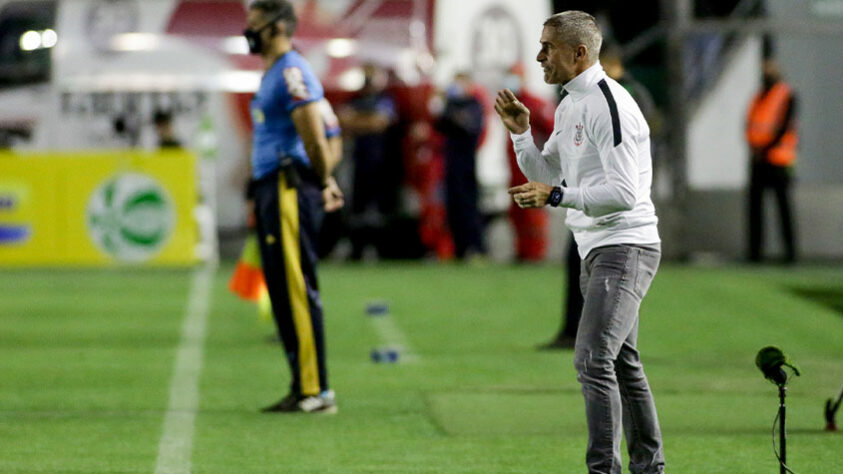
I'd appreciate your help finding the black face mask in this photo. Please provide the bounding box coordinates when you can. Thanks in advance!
[243,28,264,55]
[244,12,283,55]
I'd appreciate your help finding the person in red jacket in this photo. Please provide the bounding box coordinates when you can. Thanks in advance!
[504,64,556,262]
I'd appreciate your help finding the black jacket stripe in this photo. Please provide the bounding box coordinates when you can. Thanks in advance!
[552,90,570,137]
[597,79,622,147]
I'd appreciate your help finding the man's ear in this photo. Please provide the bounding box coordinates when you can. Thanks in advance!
[276,20,294,38]
[575,45,587,61]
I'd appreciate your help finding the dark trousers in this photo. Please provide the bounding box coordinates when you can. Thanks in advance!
[560,236,584,338]
[349,145,399,259]
[253,167,329,396]
[748,162,796,262]
[445,161,485,259]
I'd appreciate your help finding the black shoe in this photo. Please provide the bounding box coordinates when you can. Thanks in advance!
[261,393,301,413]
[537,334,577,351]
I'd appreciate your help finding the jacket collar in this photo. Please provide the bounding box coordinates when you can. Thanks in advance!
[562,62,606,100]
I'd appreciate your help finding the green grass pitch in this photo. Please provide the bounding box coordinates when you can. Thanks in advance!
[1,262,841,473]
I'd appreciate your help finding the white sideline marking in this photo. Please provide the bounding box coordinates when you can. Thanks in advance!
[370,313,419,363]
[154,266,214,474]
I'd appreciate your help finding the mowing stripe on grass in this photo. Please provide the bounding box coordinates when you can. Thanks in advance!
[154,266,214,474]
[370,314,418,363]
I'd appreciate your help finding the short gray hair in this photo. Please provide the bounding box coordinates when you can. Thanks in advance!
[543,11,602,64]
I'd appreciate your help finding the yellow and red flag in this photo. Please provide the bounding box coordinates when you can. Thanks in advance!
[228,232,273,321]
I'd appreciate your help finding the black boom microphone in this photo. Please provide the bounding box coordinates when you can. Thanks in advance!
[756,346,800,386]
[756,346,801,474]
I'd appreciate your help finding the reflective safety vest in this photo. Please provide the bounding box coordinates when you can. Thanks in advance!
[746,82,798,166]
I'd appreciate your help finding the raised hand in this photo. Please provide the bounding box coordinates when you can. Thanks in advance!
[494,89,530,134]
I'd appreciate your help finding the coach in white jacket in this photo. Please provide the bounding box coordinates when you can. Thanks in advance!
[496,11,665,474]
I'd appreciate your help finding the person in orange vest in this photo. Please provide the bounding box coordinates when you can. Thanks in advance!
[746,58,798,263]
[504,63,556,262]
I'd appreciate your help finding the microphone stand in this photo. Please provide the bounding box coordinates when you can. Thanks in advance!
[777,381,787,474]
[756,347,799,473]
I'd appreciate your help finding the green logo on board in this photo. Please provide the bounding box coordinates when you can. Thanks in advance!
[87,173,174,261]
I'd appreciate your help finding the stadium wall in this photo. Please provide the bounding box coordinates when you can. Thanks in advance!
[684,7,843,261]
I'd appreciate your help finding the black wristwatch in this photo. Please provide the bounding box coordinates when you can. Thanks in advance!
[546,186,563,207]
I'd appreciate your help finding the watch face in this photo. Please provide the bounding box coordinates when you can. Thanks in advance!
[86,0,139,51]
[549,188,563,207]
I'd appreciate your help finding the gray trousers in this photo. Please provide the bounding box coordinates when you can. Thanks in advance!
[575,244,665,474]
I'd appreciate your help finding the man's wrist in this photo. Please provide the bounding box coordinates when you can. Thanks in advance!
[509,127,532,140]
[546,186,563,207]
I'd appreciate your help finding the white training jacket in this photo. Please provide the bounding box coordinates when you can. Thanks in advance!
[510,62,660,259]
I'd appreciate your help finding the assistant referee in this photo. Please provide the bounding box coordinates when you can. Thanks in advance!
[244,0,343,414]
[496,11,664,474]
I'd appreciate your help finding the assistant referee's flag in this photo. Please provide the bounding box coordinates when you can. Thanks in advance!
[228,232,272,322]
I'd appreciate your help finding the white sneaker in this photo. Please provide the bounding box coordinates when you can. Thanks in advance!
[298,390,338,414]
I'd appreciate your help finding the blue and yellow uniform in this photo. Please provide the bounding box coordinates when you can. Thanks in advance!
[250,50,331,397]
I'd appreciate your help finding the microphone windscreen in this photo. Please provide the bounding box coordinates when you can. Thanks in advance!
[756,346,785,372]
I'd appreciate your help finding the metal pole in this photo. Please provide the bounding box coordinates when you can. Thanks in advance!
[779,384,787,474]
[661,0,691,259]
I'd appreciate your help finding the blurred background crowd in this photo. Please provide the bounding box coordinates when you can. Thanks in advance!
[1,0,841,267]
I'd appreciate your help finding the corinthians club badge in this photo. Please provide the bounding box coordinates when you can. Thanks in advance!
[574,123,584,146]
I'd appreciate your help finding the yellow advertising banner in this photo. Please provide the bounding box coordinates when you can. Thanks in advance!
[0,150,198,266]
